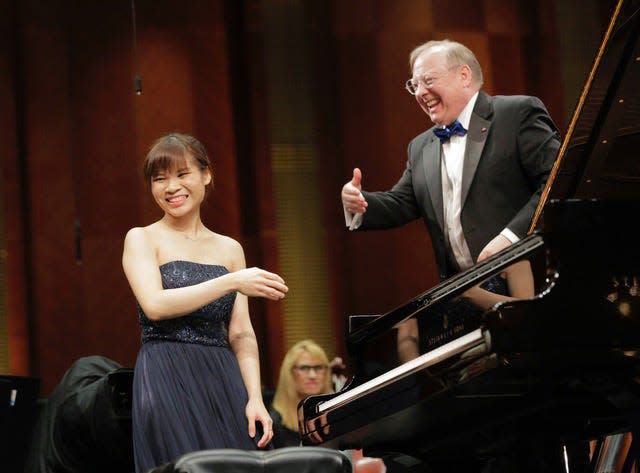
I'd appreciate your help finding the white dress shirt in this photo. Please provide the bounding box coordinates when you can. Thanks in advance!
[440,93,477,270]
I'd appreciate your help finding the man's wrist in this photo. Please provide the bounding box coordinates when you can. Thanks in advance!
[500,228,519,243]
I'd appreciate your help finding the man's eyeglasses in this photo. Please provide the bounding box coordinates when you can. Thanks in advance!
[405,76,435,95]
[293,364,328,374]
[405,65,461,95]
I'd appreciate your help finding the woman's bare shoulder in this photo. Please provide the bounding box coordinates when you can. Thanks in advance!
[209,232,241,250]
[124,222,162,243]
[209,232,245,268]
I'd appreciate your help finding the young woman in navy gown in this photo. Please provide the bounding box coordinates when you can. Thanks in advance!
[122,133,288,472]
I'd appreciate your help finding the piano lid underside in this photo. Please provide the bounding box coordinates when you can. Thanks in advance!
[553,130,640,200]
[548,2,640,202]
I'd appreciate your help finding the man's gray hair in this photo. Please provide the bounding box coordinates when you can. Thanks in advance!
[409,39,484,87]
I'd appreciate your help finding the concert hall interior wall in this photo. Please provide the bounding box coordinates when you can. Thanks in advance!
[0,0,616,395]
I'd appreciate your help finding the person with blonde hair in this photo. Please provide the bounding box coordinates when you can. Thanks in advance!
[269,339,334,448]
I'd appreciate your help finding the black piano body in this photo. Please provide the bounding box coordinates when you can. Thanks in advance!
[300,200,640,453]
[299,0,640,466]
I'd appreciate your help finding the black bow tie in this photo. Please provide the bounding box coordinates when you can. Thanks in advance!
[433,120,467,143]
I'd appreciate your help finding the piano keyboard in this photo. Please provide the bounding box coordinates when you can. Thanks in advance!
[319,328,489,412]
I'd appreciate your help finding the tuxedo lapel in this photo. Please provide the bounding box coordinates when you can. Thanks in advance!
[422,136,444,230]
[461,93,492,208]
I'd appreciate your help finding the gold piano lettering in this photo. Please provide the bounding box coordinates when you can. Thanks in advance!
[425,323,465,347]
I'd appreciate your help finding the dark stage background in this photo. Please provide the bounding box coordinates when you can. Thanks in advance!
[0,0,615,395]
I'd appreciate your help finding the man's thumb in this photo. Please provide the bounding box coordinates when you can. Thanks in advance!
[351,168,362,189]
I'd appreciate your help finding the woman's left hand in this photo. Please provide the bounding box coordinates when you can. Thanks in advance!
[246,398,273,448]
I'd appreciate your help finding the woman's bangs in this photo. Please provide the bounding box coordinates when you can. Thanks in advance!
[144,144,188,180]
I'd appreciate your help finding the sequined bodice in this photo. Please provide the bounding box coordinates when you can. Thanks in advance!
[138,261,236,346]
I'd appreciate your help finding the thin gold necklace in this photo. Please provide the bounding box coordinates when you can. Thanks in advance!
[181,232,203,241]
[163,222,204,241]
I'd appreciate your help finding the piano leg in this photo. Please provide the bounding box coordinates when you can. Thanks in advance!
[590,432,635,473]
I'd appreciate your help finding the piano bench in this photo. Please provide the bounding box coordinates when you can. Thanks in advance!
[157,447,353,473]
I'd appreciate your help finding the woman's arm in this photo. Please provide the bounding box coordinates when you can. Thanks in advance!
[504,260,535,298]
[463,260,535,311]
[227,243,274,448]
[122,227,287,320]
[396,318,420,363]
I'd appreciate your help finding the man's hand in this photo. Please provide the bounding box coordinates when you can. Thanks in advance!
[341,168,368,214]
[477,234,511,262]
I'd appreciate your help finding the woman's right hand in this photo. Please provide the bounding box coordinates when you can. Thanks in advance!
[232,267,288,300]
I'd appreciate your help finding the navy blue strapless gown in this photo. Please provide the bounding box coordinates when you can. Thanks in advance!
[132,261,260,473]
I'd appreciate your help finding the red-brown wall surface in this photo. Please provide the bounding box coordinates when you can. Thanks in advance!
[1,0,615,395]
[0,0,283,394]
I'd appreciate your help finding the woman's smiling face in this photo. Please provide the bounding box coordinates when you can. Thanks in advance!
[151,153,211,217]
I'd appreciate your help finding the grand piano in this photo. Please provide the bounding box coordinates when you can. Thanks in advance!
[299,0,640,470]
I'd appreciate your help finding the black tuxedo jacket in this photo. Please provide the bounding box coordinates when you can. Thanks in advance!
[360,91,560,279]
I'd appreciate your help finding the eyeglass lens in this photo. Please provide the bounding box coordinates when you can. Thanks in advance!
[294,364,327,373]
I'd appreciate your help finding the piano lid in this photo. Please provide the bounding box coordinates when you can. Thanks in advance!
[530,0,640,231]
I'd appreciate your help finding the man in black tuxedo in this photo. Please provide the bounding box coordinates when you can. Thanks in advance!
[341,39,564,472]
[342,39,559,280]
